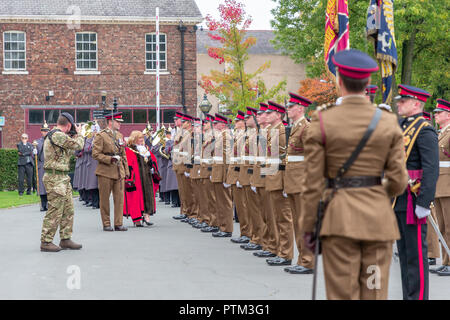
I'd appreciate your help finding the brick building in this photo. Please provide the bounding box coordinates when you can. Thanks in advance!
[0,0,202,148]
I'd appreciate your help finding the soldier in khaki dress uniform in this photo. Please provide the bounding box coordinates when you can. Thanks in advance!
[228,111,250,243]
[172,112,188,220]
[178,114,197,223]
[283,93,314,274]
[263,101,292,266]
[199,115,220,232]
[301,49,408,299]
[40,113,84,252]
[430,98,450,276]
[189,117,204,227]
[235,107,260,248]
[251,103,277,258]
[211,114,233,237]
[92,111,129,232]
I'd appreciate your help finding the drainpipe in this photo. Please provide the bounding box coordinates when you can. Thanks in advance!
[177,21,187,114]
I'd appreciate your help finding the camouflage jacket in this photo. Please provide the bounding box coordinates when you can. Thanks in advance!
[44,130,85,172]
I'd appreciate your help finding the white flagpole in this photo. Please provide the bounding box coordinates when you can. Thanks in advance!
[156,7,160,130]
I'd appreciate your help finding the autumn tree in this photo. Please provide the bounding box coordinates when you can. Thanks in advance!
[199,0,286,115]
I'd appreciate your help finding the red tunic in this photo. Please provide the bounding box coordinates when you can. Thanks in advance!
[123,147,144,222]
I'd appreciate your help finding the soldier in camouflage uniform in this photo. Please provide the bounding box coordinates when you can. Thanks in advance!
[40,113,84,252]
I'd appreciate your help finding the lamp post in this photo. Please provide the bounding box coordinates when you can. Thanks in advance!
[199,93,212,119]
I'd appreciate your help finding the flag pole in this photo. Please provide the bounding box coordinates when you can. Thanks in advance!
[156,7,161,130]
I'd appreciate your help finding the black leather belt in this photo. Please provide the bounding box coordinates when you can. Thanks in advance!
[234,167,240,172]
[247,169,253,174]
[326,176,382,189]
[186,164,193,168]
[279,165,285,171]
[207,167,212,172]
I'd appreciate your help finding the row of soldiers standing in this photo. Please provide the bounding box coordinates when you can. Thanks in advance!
[170,49,450,300]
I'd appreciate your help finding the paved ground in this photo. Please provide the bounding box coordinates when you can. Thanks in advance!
[0,198,448,300]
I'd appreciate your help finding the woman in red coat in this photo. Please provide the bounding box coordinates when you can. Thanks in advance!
[123,135,145,226]
[124,131,160,227]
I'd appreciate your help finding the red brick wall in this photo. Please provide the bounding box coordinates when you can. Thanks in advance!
[0,23,198,148]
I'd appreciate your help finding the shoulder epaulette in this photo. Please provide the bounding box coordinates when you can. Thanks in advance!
[316,102,335,112]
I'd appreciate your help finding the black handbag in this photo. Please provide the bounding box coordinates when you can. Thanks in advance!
[125,168,136,192]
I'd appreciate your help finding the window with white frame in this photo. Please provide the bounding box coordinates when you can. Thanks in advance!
[76,32,97,70]
[3,31,26,70]
[146,34,167,71]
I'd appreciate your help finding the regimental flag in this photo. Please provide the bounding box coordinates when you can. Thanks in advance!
[366,0,398,104]
[324,0,350,80]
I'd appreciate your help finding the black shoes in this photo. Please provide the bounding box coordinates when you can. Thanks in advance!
[436,266,450,277]
[231,236,250,244]
[103,226,114,232]
[201,226,219,233]
[212,231,232,238]
[114,225,128,231]
[284,265,314,274]
[428,258,436,266]
[241,243,262,251]
[266,257,292,266]
[173,214,187,220]
[253,251,276,258]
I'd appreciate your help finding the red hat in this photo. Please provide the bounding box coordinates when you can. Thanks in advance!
[235,110,245,121]
[246,107,258,117]
[365,85,378,95]
[257,102,268,114]
[434,99,450,113]
[105,111,124,122]
[395,84,431,103]
[214,113,230,124]
[422,111,431,121]
[174,112,184,119]
[287,93,312,107]
[282,120,288,126]
[332,49,379,79]
[266,101,286,114]
[181,114,193,122]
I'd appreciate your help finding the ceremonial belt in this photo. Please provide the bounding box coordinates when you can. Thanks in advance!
[392,116,430,225]
[440,161,450,168]
[255,156,265,163]
[242,156,255,161]
[201,159,213,164]
[194,156,201,161]
[213,156,223,162]
[327,176,382,189]
[230,157,241,162]
[45,169,69,175]
[287,155,305,162]
[266,158,281,164]
[179,152,188,156]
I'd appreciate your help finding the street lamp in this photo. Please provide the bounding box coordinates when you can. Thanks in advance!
[199,93,212,119]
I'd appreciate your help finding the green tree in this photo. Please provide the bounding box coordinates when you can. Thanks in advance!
[199,0,286,115]
[271,0,449,108]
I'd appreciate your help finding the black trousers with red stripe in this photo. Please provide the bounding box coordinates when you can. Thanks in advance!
[395,210,429,300]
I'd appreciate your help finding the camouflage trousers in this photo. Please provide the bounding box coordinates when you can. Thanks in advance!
[40,173,74,243]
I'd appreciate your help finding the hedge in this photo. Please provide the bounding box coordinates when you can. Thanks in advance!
[0,148,76,191]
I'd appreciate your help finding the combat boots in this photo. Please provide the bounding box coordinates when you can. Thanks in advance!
[59,239,82,250]
[40,242,61,252]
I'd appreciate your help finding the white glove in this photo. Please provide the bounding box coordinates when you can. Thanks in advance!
[236,181,243,188]
[223,183,231,188]
[415,205,431,219]
[33,149,38,155]
[112,155,121,161]
[209,176,212,182]
[282,191,288,198]
[184,172,190,177]
[251,186,257,194]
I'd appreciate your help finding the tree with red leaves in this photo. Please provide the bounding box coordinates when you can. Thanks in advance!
[298,74,338,107]
[199,0,286,115]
